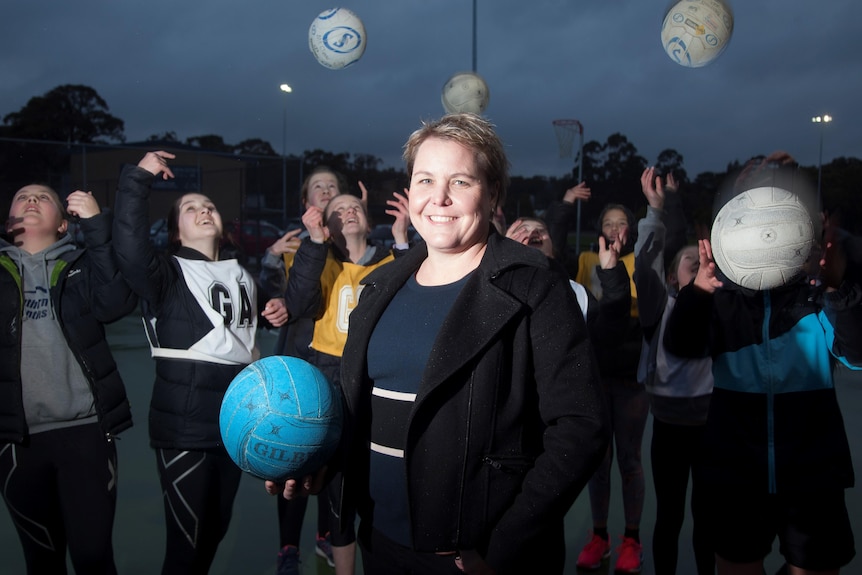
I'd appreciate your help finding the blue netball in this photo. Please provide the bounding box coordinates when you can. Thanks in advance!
[219,356,343,481]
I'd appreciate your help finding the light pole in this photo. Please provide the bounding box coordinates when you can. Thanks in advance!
[280,83,292,225]
[811,114,832,207]
[573,124,585,256]
[472,0,477,72]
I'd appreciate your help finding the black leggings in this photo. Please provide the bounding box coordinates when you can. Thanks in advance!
[277,488,330,546]
[155,447,242,575]
[0,423,119,575]
[650,418,714,575]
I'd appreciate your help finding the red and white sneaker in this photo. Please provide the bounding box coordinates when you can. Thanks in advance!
[614,536,644,574]
[575,533,611,570]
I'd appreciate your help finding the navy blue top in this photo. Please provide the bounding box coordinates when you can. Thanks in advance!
[366,271,469,545]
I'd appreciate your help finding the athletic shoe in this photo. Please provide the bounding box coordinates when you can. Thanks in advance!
[316,532,335,568]
[614,536,644,574]
[276,545,300,575]
[575,533,611,570]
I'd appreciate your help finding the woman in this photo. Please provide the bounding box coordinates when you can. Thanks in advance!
[279,114,609,575]
[113,151,287,574]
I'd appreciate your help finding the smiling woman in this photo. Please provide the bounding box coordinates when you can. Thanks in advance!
[285,114,610,575]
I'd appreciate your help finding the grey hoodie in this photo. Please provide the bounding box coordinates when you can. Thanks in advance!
[0,234,97,433]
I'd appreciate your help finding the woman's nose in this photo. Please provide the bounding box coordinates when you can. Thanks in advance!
[430,184,452,205]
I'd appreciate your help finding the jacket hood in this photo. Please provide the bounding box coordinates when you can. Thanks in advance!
[0,233,77,320]
[0,232,76,264]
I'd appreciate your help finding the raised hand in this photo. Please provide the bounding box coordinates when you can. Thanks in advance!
[137,151,176,180]
[693,239,724,293]
[66,190,101,219]
[386,189,411,245]
[598,227,625,270]
[505,218,530,245]
[665,171,678,194]
[267,228,303,257]
[563,181,591,204]
[301,205,328,244]
[358,181,369,209]
[640,167,665,210]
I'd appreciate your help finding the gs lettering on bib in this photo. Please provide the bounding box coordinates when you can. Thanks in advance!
[335,284,364,333]
[175,257,258,364]
[310,255,393,358]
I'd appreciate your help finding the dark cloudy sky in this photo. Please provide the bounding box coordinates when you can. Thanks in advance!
[2,0,859,179]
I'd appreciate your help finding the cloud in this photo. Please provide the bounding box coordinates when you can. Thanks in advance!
[2,0,860,179]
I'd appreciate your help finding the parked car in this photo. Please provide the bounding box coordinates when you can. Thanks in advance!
[223,219,285,267]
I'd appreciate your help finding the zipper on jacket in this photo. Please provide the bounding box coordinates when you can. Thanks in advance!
[53,264,105,426]
[481,455,535,474]
[454,371,475,547]
[763,290,777,494]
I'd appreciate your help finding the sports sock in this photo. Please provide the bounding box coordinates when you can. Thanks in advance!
[593,527,609,541]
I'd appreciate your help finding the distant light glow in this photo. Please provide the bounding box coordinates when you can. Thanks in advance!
[811,114,832,123]
[279,84,292,93]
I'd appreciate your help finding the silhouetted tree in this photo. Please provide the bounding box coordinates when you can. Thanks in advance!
[147,131,179,142]
[185,134,231,153]
[655,148,689,187]
[579,133,648,227]
[3,84,125,145]
[1,84,125,189]
[234,138,277,156]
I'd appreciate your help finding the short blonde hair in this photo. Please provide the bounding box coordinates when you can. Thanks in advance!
[402,113,509,211]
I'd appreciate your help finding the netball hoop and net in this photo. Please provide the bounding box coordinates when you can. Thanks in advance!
[552,119,585,255]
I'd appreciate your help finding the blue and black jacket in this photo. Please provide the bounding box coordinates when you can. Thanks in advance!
[664,275,862,494]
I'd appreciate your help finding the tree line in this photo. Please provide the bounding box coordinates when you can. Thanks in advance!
[3,84,861,238]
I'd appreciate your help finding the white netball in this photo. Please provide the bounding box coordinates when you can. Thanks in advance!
[711,187,815,290]
[441,72,490,115]
[308,8,367,70]
[661,0,734,68]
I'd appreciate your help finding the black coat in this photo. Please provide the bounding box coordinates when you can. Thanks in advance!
[0,211,136,443]
[113,165,258,449]
[339,231,610,574]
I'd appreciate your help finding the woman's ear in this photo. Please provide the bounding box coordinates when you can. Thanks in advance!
[490,182,501,213]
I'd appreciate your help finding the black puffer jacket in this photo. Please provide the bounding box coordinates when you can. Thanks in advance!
[113,165,259,449]
[0,211,136,443]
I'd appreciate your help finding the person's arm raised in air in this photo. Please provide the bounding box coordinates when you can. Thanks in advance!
[546,181,591,278]
[634,167,670,333]
[386,188,411,253]
[113,151,177,309]
[259,228,302,299]
[68,190,138,321]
